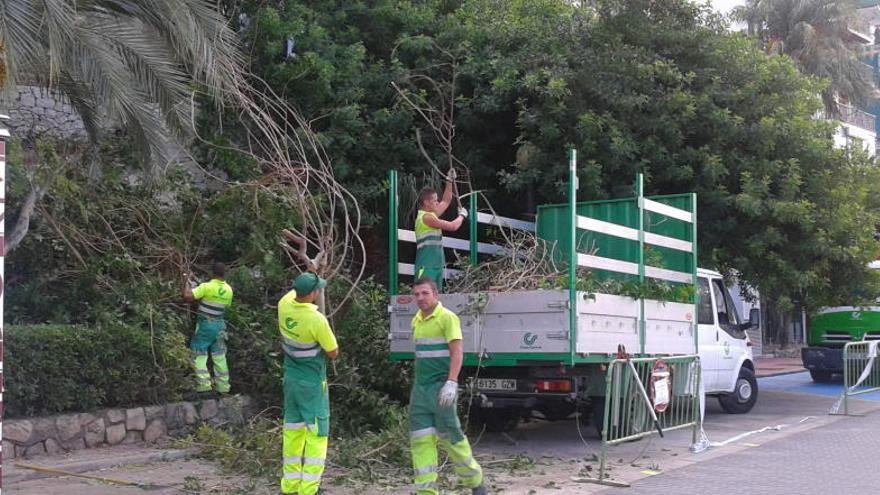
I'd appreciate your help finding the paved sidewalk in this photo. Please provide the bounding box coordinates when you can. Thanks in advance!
[612,409,879,494]
[754,356,803,377]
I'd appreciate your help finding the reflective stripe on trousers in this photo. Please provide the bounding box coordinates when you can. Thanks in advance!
[212,353,230,393]
[281,421,328,495]
[193,355,212,392]
[410,424,482,494]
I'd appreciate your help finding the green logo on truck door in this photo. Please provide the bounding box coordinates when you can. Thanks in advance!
[521,332,540,349]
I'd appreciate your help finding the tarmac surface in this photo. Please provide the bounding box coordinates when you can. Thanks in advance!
[7,370,880,494]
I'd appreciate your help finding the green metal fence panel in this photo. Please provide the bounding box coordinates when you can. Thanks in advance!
[597,355,701,484]
[836,341,880,416]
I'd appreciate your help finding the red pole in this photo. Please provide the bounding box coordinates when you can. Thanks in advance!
[0,124,8,494]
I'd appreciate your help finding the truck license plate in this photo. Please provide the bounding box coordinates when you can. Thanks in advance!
[476,378,517,391]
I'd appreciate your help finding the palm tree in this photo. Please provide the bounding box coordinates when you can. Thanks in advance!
[735,0,875,113]
[0,0,246,251]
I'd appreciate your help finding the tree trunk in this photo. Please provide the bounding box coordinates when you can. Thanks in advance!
[6,184,48,253]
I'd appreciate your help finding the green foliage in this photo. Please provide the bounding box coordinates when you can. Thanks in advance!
[326,279,412,434]
[6,142,410,432]
[5,323,191,417]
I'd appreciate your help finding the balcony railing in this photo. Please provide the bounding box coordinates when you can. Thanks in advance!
[839,104,876,132]
[848,17,874,44]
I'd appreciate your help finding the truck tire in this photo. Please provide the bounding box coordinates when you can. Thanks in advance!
[809,370,835,383]
[589,397,606,438]
[718,367,758,414]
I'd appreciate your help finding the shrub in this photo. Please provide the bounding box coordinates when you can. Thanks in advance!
[5,322,191,417]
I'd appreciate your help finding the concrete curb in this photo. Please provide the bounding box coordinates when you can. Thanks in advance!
[6,448,192,484]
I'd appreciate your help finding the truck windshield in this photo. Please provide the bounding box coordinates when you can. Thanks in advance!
[712,279,745,338]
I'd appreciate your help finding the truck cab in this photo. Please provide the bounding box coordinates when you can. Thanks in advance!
[802,306,880,382]
[697,269,759,413]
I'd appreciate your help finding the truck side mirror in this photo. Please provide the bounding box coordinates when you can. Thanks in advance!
[748,308,760,328]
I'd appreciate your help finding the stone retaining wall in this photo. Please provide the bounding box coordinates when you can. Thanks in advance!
[3,395,253,459]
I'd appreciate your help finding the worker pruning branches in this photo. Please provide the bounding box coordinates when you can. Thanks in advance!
[415,170,467,291]
[182,262,234,396]
[278,272,339,495]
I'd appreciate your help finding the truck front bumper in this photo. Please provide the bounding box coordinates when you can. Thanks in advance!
[801,347,843,373]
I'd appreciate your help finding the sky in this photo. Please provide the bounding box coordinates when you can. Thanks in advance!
[709,0,744,14]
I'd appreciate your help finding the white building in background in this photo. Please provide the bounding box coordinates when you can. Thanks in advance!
[835,4,879,157]
[833,104,877,157]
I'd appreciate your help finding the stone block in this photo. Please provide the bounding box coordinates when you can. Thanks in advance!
[240,395,253,413]
[19,93,35,107]
[65,438,87,451]
[219,396,245,424]
[183,402,199,425]
[126,407,146,430]
[3,440,15,460]
[164,402,185,428]
[106,423,127,446]
[199,399,218,420]
[144,405,165,420]
[106,409,126,424]
[5,420,34,444]
[56,414,82,441]
[32,418,56,442]
[25,442,46,457]
[144,419,167,443]
[44,438,63,455]
[84,418,105,447]
[123,431,142,444]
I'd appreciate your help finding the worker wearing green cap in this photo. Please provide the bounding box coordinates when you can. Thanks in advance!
[278,272,338,495]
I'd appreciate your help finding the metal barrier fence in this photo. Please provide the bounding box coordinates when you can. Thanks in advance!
[834,341,880,416]
[597,355,701,484]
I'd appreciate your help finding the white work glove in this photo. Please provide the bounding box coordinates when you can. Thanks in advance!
[447,167,457,181]
[438,380,459,408]
[458,207,468,219]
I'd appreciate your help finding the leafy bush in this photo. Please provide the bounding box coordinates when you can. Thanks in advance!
[326,278,412,434]
[6,322,192,417]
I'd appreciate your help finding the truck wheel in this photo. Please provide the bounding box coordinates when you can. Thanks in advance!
[474,409,521,433]
[718,367,758,414]
[809,370,834,383]
[589,397,606,438]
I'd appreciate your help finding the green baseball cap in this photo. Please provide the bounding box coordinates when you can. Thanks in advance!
[293,272,327,295]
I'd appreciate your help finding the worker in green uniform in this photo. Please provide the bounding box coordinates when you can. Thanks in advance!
[415,168,467,291]
[278,272,339,495]
[183,262,234,394]
[409,276,485,495]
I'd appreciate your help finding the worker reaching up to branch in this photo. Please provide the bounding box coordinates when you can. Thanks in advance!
[415,167,467,292]
[182,262,234,396]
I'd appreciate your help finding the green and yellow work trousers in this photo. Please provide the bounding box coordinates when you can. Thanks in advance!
[190,317,231,393]
[410,380,483,494]
[415,245,444,292]
[281,362,330,495]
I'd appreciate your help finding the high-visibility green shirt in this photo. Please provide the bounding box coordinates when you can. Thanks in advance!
[415,210,443,254]
[192,279,233,319]
[278,289,338,382]
[411,302,462,385]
